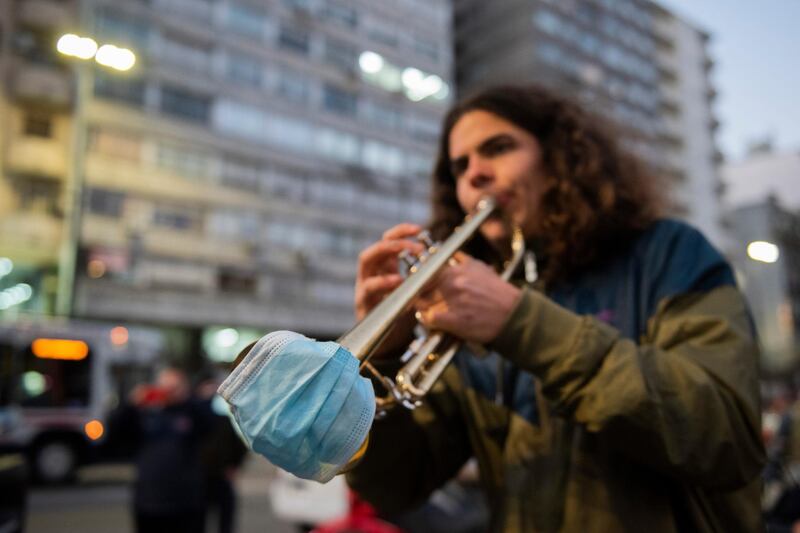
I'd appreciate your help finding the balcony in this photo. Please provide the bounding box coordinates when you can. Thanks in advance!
[17,0,75,29]
[10,63,73,108]
[0,210,62,265]
[153,0,213,26]
[6,136,68,180]
[142,228,253,267]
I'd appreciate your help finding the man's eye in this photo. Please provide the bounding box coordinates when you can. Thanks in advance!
[450,160,467,177]
[487,140,514,154]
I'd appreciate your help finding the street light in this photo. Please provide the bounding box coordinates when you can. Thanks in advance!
[747,241,780,264]
[56,33,135,71]
[54,31,137,316]
[56,34,98,60]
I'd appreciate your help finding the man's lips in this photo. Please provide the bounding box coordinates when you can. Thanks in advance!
[494,192,514,209]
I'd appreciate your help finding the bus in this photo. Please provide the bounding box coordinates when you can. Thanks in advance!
[0,317,164,483]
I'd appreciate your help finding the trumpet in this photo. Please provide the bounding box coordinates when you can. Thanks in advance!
[338,196,525,417]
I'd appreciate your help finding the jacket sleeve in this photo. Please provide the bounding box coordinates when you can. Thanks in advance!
[345,360,472,514]
[490,280,765,490]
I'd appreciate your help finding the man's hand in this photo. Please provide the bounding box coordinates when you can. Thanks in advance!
[414,254,522,345]
[354,223,425,357]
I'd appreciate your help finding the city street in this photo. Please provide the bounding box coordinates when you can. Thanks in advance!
[26,456,296,533]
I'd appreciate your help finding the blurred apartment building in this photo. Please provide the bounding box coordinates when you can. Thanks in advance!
[0,0,451,354]
[723,148,800,373]
[454,0,726,247]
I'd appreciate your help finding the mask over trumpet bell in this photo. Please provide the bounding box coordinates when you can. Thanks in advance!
[217,331,375,483]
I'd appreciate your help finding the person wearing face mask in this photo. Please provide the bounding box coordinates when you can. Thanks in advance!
[342,85,765,533]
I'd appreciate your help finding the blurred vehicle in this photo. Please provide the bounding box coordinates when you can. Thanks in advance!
[269,469,348,531]
[0,317,164,483]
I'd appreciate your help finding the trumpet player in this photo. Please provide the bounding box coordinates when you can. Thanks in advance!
[219,85,764,533]
[345,85,765,532]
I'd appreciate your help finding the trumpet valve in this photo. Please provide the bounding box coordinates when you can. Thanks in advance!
[416,230,434,248]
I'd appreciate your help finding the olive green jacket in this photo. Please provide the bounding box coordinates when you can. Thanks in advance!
[347,220,765,532]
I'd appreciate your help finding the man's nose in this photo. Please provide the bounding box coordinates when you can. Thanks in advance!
[464,157,494,189]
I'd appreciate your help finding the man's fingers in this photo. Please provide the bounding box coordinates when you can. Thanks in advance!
[358,240,423,278]
[416,304,456,332]
[355,274,405,319]
[383,223,423,240]
[359,274,404,296]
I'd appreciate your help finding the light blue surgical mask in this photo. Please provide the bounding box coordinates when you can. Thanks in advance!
[217,331,375,483]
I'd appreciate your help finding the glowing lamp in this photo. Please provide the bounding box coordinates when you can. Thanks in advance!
[32,338,89,361]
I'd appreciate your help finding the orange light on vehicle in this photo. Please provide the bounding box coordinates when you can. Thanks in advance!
[110,326,129,346]
[84,420,104,440]
[31,338,89,360]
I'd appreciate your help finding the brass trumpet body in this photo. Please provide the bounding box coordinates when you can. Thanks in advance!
[338,196,525,416]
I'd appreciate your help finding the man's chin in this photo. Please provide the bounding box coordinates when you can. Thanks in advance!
[479,223,508,246]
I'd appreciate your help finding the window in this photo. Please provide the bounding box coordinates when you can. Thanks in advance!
[278,24,310,54]
[88,188,126,218]
[23,112,51,138]
[365,19,398,48]
[322,2,357,28]
[267,220,308,249]
[282,0,314,11]
[276,67,310,103]
[12,344,91,408]
[307,178,356,208]
[213,99,265,141]
[94,72,145,106]
[218,268,258,293]
[11,28,55,65]
[314,127,360,164]
[156,143,218,181]
[413,37,439,62]
[214,100,314,151]
[362,140,404,176]
[227,53,262,87]
[94,8,149,49]
[406,154,433,176]
[163,0,214,23]
[264,114,313,151]
[207,210,260,241]
[311,281,352,305]
[406,114,440,143]
[362,101,401,130]
[162,34,212,72]
[226,3,266,39]
[221,156,261,192]
[323,84,357,116]
[264,166,306,201]
[11,177,59,214]
[160,85,211,122]
[89,128,142,161]
[153,206,196,230]
[324,38,357,72]
[576,3,600,27]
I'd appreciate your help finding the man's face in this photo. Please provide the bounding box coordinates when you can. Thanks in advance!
[156,368,190,404]
[448,110,547,246]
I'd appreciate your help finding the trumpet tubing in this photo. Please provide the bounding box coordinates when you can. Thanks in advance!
[338,196,525,417]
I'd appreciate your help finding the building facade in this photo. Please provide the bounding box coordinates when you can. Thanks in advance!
[453,0,726,247]
[726,199,800,373]
[723,148,800,372]
[0,0,452,354]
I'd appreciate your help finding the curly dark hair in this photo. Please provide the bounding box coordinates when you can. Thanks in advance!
[430,85,663,284]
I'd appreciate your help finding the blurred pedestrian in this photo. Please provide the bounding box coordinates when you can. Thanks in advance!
[196,373,248,533]
[106,366,214,533]
[764,387,800,532]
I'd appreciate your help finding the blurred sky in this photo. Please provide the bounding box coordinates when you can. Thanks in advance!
[659,0,800,162]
